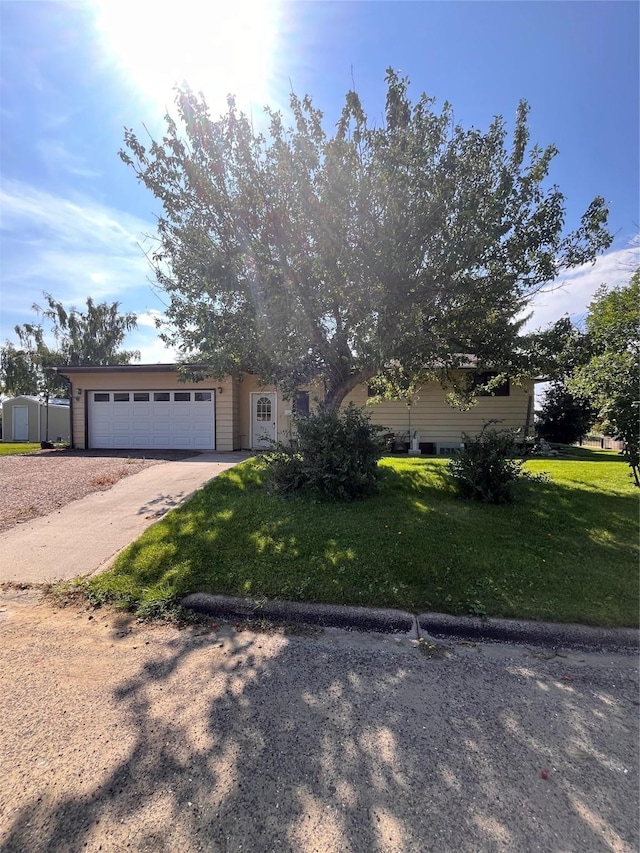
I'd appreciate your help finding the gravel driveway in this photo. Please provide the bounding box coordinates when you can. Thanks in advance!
[0,589,638,853]
[0,449,199,534]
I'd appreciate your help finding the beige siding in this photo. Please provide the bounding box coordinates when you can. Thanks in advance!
[60,367,533,452]
[344,378,534,447]
[63,370,235,450]
[231,376,241,450]
[213,378,236,452]
[236,372,532,450]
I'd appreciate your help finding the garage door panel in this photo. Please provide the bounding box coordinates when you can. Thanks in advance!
[132,436,152,447]
[89,390,215,450]
[133,405,153,417]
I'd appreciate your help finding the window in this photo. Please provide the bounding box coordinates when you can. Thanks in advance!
[293,391,310,416]
[256,396,272,421]
[154,392,170,402]
[174,392,191,402]
[133,392,150,402]
[113,393,130,402]
[195,391,212,402]
[94,393,109,402]
[472,372,510,397]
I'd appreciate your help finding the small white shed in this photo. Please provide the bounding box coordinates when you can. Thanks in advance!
[1,396,71,444]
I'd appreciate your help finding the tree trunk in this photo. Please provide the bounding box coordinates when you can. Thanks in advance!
[323,368,375,411]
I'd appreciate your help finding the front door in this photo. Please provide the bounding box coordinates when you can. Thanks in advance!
[13,405,29,441]
[251,392,276,449]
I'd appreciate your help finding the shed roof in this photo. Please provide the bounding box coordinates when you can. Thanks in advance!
[2,395,70,406]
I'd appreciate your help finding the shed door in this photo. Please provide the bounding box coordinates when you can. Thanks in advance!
[251,393,276,448]
[13,405,29,441]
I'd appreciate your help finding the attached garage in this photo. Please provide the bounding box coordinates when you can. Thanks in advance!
[49,365,236,451]
[88,389,215,450]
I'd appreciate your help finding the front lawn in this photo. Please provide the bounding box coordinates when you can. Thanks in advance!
[0,443,42,456]
[88,451,639,627]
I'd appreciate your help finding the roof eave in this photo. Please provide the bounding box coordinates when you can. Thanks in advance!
[48,363,208,375]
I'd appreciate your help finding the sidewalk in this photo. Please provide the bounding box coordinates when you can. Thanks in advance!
[0,452,250,584]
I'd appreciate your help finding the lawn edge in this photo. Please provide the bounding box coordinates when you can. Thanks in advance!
[181,592,416,635]
[417,611,639,652]
[182,592,639,652]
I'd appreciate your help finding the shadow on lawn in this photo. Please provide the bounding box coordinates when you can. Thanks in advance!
[3,612,638,852]
[551,446,629,463]
[89,458,640,627]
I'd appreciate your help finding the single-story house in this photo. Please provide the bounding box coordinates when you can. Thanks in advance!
[49,364,534,453]
[1,396,71,444]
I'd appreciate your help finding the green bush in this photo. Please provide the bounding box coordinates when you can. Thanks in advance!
[264,403,385,501]
[447,423,525,504]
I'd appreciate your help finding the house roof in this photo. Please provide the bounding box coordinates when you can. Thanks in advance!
[49,364,207,375]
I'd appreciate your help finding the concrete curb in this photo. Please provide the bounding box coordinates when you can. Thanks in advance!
[182,593,640,652]
[181,593,416,635]
[418,611,639,653]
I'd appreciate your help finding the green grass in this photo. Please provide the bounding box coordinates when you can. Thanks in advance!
[88,449,640,627]
[0,442,42,456]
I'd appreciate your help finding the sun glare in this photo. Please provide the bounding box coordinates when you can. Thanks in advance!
[93,0,282,117]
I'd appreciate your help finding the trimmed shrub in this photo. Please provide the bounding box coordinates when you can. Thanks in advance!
[264,403,385,501]
[447,424,524,504]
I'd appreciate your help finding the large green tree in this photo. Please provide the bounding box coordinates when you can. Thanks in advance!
[536,381,594,445]
[569,270,640,485]
[0,294,139,398]
[120,69,611,408]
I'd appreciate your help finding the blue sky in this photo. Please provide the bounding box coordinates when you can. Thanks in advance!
[1,0,638,361]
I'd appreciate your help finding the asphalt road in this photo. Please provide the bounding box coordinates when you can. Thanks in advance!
[1,589,638,853]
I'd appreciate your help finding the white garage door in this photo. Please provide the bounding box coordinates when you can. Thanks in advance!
[88,390,215,449]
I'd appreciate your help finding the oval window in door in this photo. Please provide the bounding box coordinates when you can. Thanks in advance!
[256,396,272,421]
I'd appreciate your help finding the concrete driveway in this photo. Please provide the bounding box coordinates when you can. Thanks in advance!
[0,452,250,584]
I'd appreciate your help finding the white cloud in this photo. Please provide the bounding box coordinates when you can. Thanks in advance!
[524,239,640,332]
[0,179,160,336]
[136,309,164,329]
[128,325,179,364]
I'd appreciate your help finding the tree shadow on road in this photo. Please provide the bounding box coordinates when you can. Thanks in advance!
[2,610,638,852]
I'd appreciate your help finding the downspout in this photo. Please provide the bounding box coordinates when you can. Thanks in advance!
[44,390,50,443]
[52,369,74,448]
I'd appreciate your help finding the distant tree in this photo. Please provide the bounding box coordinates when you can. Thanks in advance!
[0,294,139,398]
[120,69,611,409]
[0,329,62,399]
[569,270,640,485]
[32,293,139,366]
[0,344,42,398]
[536,382,594,444]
